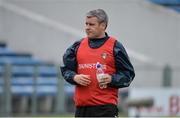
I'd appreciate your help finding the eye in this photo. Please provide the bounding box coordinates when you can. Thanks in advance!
[89,23,95,26]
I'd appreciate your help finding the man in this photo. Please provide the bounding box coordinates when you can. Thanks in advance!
[61,9,135,117]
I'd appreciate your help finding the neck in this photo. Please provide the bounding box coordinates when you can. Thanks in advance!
[98,32,106,38]
[89,32,108,40]
[93,32,106,39]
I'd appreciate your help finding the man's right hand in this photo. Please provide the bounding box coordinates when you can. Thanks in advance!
[73,74,91,86]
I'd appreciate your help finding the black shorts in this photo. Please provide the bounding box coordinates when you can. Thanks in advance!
[75,104,118,117]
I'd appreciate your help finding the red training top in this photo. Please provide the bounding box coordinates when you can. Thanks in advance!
[75,37,118,106]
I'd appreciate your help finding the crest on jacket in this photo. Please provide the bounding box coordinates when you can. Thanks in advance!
[101,52,107,59]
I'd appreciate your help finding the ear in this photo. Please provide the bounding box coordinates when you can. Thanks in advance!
[100,22,106,30]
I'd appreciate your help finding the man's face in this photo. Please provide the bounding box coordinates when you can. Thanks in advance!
[85,16,105,39]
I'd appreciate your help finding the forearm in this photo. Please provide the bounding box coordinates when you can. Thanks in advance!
[111,41,135,88]
[60,40,81,85]
[60,66,77,85]
[109,71,134,88]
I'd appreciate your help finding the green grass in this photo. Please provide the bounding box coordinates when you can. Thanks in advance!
[10,113,180,118]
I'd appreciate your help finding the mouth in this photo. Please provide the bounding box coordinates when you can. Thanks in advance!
[86,31,92,35]
[86,29,91,33]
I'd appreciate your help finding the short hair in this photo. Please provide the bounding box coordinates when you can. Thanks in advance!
[86,9,108,29]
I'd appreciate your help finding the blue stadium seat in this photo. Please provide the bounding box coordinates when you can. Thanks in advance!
[10,65,58,77]
[150,0,180,5]
[0,47,15,55]
[0,56,43,65]
[9,85,57,96]
[0,77,58,96]
[170,6,180,12]
[38,65,58,77]
[12,65,34,77]
[149,0,180,13]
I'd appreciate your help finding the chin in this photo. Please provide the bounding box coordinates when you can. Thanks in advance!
[87,35,93,39]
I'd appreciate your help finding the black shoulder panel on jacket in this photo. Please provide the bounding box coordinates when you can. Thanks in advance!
[60,39,82,85]
[109,40,135,88]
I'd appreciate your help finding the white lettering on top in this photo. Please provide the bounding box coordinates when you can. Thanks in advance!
[78,63,107,70]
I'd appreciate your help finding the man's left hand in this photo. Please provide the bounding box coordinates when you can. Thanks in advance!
[99,74,112,89]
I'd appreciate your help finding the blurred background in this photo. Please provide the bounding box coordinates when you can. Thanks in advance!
[0,0,180,117]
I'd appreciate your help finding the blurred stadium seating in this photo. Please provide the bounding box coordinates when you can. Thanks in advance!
[149,0,180,12]
[0,42,59,96]
[0,41,73,115]
[0,41,65,114]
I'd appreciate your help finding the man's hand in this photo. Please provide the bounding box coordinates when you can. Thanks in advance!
[99,74,112,89]
[73,74,91,86]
